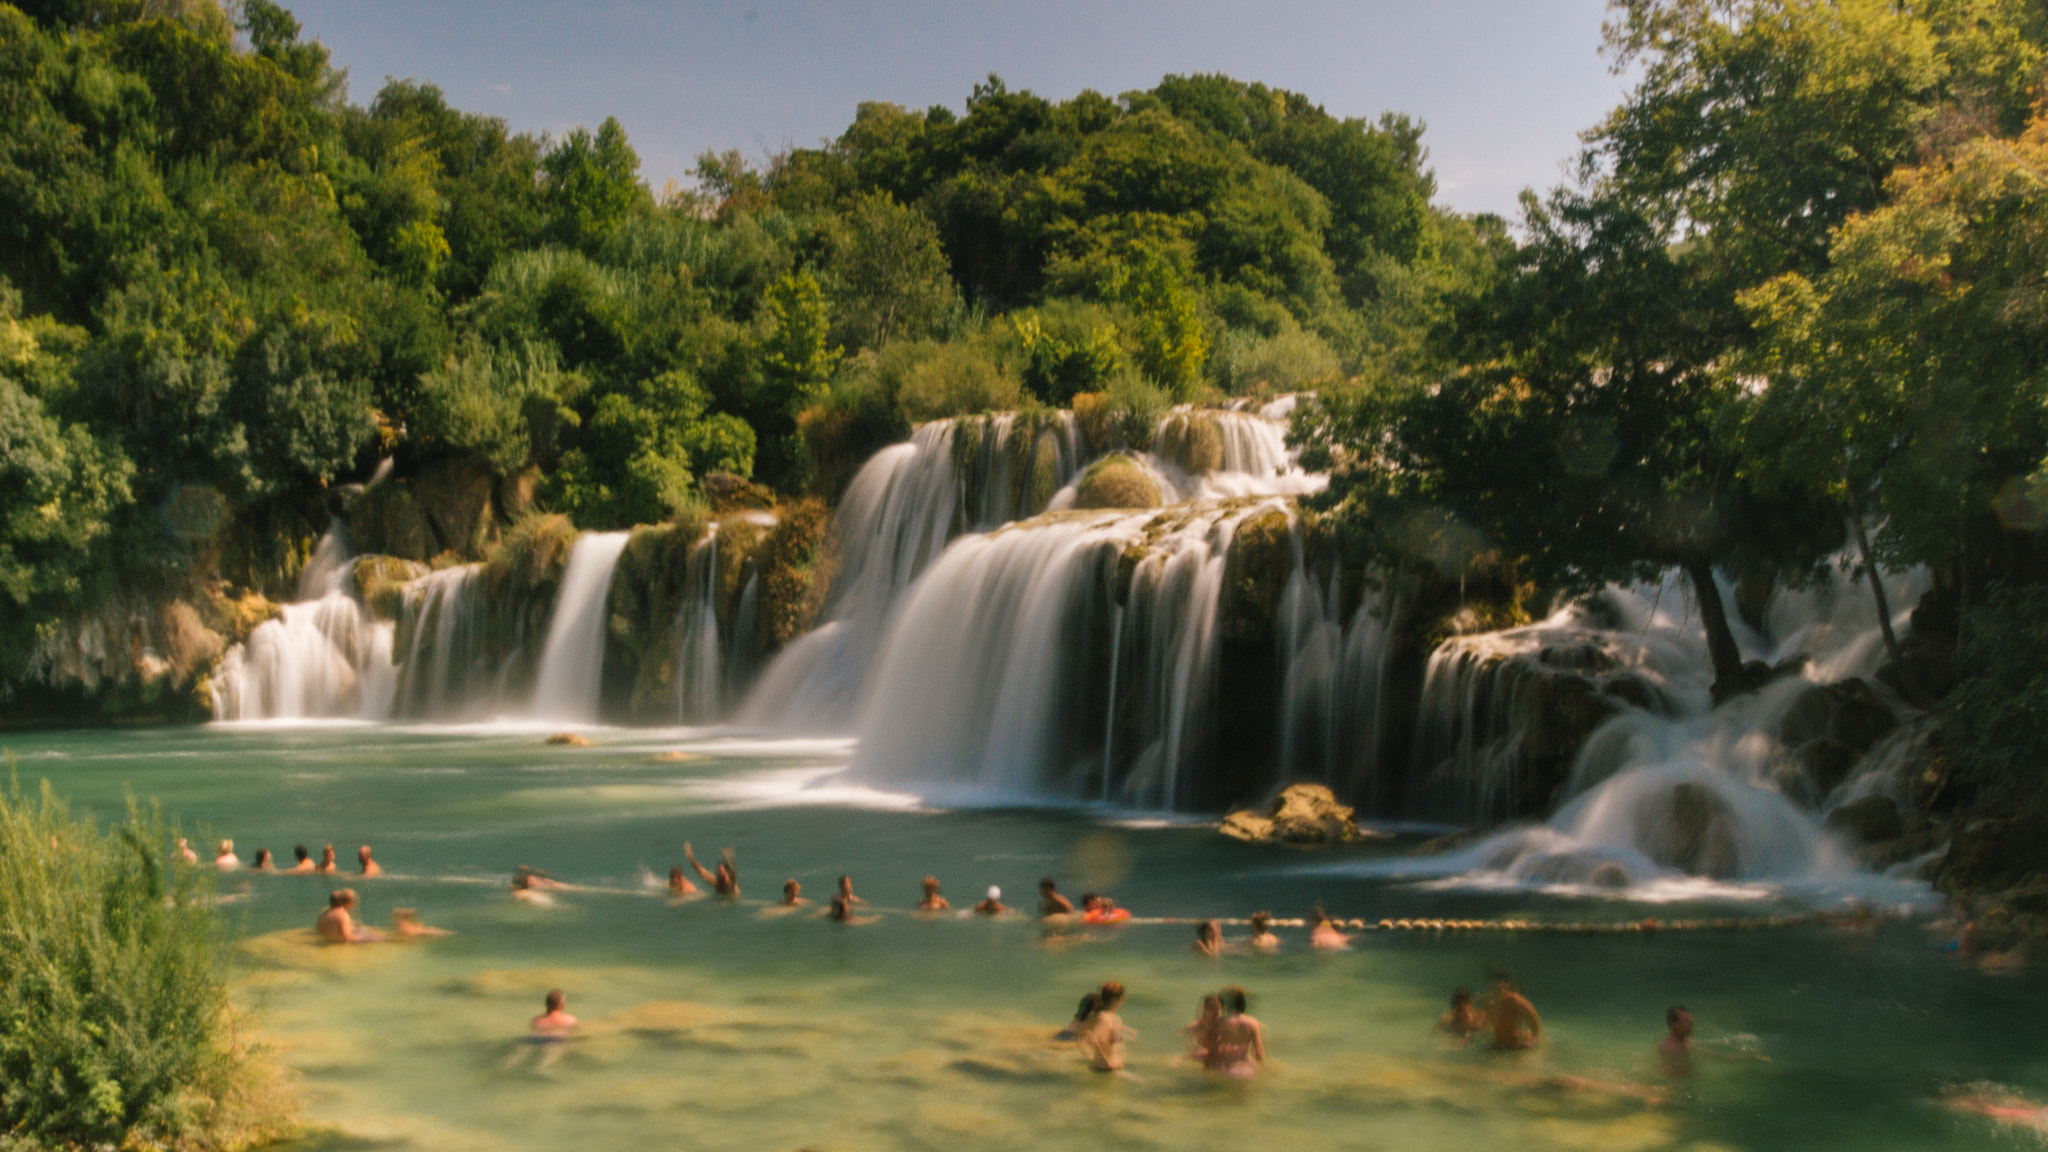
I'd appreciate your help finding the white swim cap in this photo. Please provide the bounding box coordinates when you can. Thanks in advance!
[987,886,1001,900]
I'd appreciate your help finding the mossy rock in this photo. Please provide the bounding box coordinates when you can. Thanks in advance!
[351,555,429,622]
[1157,412,1225,473]
[702,471,776,513]
[1028,429,1064,514]
[347,482,435,562]
[1217,505,1293,639]
[759,497,835,648]
[413,458,500,558]
[1635,781,1740,878]
[1071,391,1113,454]
[1073,455,1161,510]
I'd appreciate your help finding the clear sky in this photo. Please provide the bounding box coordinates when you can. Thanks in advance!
[285,0,1631,221]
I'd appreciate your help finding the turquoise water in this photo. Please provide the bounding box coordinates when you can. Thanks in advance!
[3,725,2041,1152]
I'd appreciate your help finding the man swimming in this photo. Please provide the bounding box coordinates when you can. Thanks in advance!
[1077,982,1136,1074]
[1309,906,1352,950]
[316,889,384,943]
[357,845,382,877]
[682,842,739,898]
[1248,911,1280,952]
[974,886,1006,915]
[1439,988,1487,1043]
[917,876,950,911]
[1658,1006,1694,1077]
[511,867,567,904]
[316,845,338,875]
[523,989,578,1069]
[1039,877,1074,917]
[1209,985,1265,1078]
[285,845,315,874]
[1193,920,1224,957]
[781,879,810,906]
[667,865,698,898]
[1485,974,1541,1050]
[214,839,239,870]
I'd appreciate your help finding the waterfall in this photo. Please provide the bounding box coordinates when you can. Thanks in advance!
[210,521,395,720]
[390,565,495,719]
[742,412,1084,727]
[847,499,1284,809]
[674,528,724,723]
[1275,558,1394,804]
[530,531,631,723]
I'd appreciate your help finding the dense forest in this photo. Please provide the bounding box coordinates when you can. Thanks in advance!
[5,0,2048,841]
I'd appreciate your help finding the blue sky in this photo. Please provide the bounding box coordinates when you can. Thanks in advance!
[287,0,1630,220]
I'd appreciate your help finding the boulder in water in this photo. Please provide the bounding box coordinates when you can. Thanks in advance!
[1824,795,1905,845]
[545,732,590,747]
[1156,412,1224,474]
[1774,678,1899,801]
[1634,781,1741,878]
[1073,455,1162,510]
[351,555,430,621]
[1221,783,1372,845]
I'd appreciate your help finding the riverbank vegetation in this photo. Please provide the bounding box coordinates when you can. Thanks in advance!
[0,775,293,1149]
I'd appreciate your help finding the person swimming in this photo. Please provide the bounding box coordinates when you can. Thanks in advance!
[511,867,566,904]
[917,876,950,911]
[682,842,738,898]
[826,894,876,925]
[1439,988,1487,1043]
[782,879,810,906]
[214,839,239,871]
[1309,906,1352,950]
[250,848,274,872]
[1484,973,1541,1050]
[357,845,382,877]
[1077,982,1136,1074]
[175,837,198,865]
[316,845,338,875]
[316,889,384,943]
[1081,894,1131,925]
[518,989,578,1070]
[1208,985,1265,1078]
[1183,994,1223,1064]
[1658,1006,1694,1078]
[667,865,698,898]
[836,874,864,906]
[1039,877,1074,917]
[285,845,315,874]
[1193,920,1224,957]
[391,908,452,939]
[1248,910,1280,952]
[974,886,1006,915]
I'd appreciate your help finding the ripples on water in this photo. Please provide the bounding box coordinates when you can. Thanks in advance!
[1,725,2035,1152]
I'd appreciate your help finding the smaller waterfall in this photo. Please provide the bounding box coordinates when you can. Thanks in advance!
[391,565,494,718]
[210,521,395,720]
[530,531,631,723]
[1275,557,1394,802]
[673,528,724,723]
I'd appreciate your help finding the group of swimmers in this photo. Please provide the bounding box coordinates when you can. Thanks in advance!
[180,836,382,877]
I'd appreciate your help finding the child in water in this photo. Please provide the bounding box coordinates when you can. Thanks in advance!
[1439,988,1487,1043]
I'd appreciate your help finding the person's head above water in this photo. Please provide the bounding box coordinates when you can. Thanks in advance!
[545,989,566,1013]
[1251,910,1273,931]
[1081,893,1102,911]
[1667,1006,1693,1038]
[784,879,802,901]
[1221,984,1248,1014]
[217,838,233,855]
[358,845,374,863]
[1451,987,1474,1008]
[1040,877,1058,893]
[837,874,853,893]
[294,845,309,863]
[1197,920,1221,943]
[986,886,1001,901]
[328,888,356,909]
[1098,981,1125,1009]
[253,848,272,867]
[922,876,941,894]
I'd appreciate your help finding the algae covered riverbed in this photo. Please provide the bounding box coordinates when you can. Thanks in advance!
[4,724,2037,1152]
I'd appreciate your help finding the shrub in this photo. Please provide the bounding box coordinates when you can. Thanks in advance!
[1073,454,1163,510]
[1944,585,2048,807]
[1212,326,1340,395]
[0,776,293,1150]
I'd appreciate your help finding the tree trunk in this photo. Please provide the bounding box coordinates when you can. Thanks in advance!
[1848,496,1919,704]
[1683,557,1747,703]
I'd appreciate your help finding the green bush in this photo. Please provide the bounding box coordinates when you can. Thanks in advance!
[1945,585,2048,806]
[0,776,291,1150]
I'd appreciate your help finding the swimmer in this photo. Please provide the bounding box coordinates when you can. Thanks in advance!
[917,876,950,911]
[1079,893,1130,925]
[511,867,564,904]
[667,865,698,898]
[213,839,239,870]
[1309,906,1352,950]
[316,845,337,875]
[517,989,577,1070]
[1077,982,1136,1075]
[249,848,275,872]
[175,837,198,865]
[1658,1006,1694,1078]
[391,908,452,939]
[1039,877,1074,918]
[1439,988,1487,1043]
[285,845,315,874]
[1054,992,1101,1041]
[1183,994,1223,1064]
[1193,919,1224,958]
[836,874,864,906]
[826,894,876,925]
[1209,985,1265,1078]
[1248,910,1280,952]
[974,886,1007,915]
[781,879,811,906]
[1484,974,1541,1050]
[315,889,384,943]
[357,845,382,877]
[682,842,738,898]
[1946,1086,2048,1132]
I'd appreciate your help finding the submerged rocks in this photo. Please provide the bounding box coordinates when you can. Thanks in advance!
[1221,783,1373,845]
[544,732,590,746]
[1073,455,1162,510]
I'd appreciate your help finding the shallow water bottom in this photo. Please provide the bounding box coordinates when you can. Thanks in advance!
[4,725,2041,1152]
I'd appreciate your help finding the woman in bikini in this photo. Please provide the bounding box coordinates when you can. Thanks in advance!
[1208,985,1266,1078]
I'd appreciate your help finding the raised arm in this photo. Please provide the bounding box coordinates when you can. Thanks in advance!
[682,843,718,886]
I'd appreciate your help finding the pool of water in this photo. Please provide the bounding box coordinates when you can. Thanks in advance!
[2,724,2040,1152]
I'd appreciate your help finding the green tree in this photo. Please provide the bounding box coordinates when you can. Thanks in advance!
[825,191,961,350]
[540,116,645,253]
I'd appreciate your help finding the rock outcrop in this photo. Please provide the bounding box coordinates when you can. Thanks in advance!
[1073,455,1162,510]
[1221,783,1375,845]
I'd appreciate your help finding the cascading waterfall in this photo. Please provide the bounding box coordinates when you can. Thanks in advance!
[848,499,1285,807]
[673,528,724,723]
[530,531,631,723]
[1274,553,1395,804]
[390,565,495,719]
[742,412,1084,727]
[210,521,395,720]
